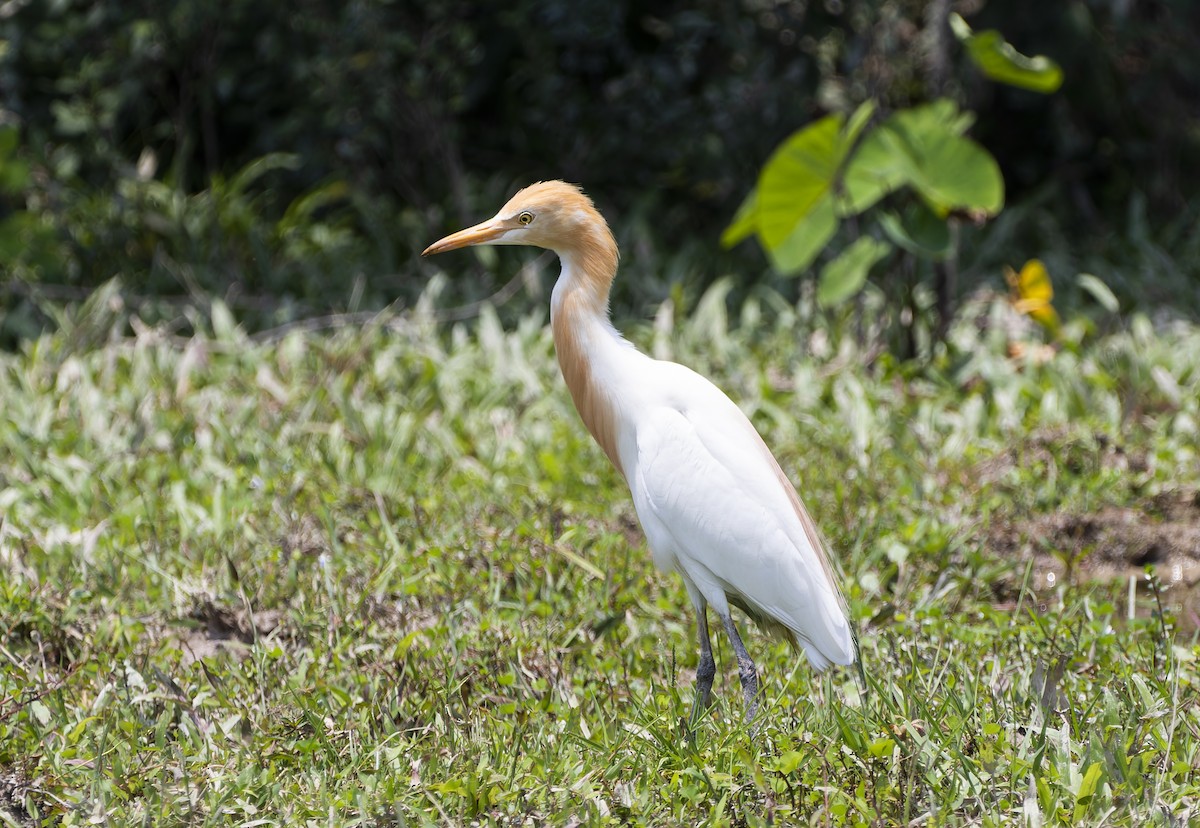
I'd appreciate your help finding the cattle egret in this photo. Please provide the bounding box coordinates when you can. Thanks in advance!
[424,181,859,722]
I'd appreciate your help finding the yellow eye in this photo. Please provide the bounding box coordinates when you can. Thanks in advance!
[517,211,534,226]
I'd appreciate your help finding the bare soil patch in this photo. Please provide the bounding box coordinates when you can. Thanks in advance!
[987,490,1200,628]
[0,769,32,828]
[171,599,285,664]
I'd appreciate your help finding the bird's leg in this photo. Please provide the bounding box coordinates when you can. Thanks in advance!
[718,612,760,722]
[690,602,716,729]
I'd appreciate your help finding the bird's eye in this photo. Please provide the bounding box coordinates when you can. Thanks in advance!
[517,211,534,226]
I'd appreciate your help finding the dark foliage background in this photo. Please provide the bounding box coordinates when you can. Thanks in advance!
[1,0,1198,342]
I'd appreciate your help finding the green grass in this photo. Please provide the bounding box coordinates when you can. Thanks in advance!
[1,284,1198,826]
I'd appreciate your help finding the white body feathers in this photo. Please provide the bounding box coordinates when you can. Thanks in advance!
[423,180,857,692]
[551,265,856,671]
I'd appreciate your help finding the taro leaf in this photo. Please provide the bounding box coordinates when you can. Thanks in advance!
[952,14,1063,94]
[889,104,1002,216]
[757,114,845,249]
[720,187,759,249]
[842,100,1001,217]
[840,126,912,216]
[905,129,1003,215]
[766,195,838,276]
[879,204,952,260]
[841,98,877,150]
[817,236,891,307]
[840,100,973,215]
[754,100,875,251]
[897,98,976,137]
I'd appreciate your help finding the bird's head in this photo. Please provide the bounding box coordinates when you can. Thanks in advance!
[422,181,605,257]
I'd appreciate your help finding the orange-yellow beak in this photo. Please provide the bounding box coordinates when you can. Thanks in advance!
[422,218,509,256]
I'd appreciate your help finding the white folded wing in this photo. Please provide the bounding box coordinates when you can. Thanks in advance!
[628,363,855,670]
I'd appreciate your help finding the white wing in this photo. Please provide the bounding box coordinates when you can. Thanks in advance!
[627,363,855,670]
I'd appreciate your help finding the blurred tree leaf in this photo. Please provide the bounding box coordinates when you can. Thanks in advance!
[845,101,1004,217]
[817,236,890,307]
[720,188,758,249]
[951,14,1064,94]
[1006,258,1060,331]
[838,129,911,217]
[227,154,302,197]
[735,100,874,272]
[0,127,17,159]
[1076,272,1119,314]
[755,101,875,245]
[765,195,838,276]
[839,100,974,215]
[906,129,1003,216]
[756,114,844,249]
[0,127,30,193]
[879,205,951,260]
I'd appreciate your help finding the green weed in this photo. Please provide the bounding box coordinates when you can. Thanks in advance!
[1,286,1198,825]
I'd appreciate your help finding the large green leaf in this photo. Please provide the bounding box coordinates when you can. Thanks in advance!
[755,100,876,249]
[840,126,912,215]
[756,114,844,248]
[841,99,878,148]
[879,204,951,260]
[904,129,1004,215]
[722,101,877,270]
[720,188,759,249]
[817,236,891,307]
[952,14,1063,94]
[894,98,977,137]
[765,194,838,276]
[844,102,1004,217]
[840,100,974,214]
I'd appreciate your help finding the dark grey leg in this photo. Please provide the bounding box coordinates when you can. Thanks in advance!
[718,611,760,721]
[690,602,716,727]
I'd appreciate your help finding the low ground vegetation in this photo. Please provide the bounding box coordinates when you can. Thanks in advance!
[1,283,1198,825]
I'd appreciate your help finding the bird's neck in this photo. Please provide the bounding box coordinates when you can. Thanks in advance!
[549,226,627,478]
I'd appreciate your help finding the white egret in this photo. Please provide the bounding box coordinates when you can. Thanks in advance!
[424,181,859,721]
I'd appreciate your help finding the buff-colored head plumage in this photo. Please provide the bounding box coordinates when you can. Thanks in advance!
[422,181,624,473]
[423,181,618,283]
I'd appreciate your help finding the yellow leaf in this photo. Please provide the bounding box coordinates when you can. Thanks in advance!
[1005,258,1060,331]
